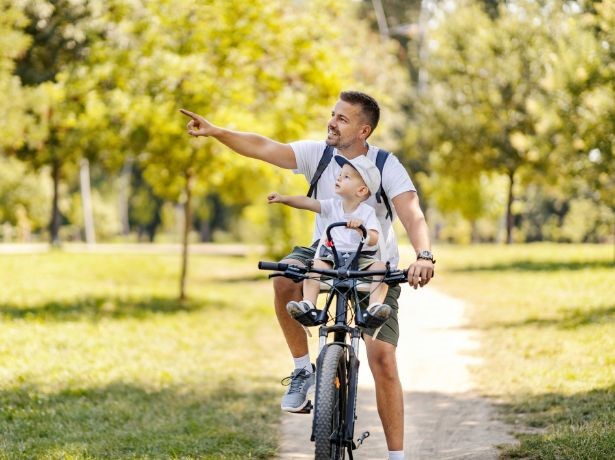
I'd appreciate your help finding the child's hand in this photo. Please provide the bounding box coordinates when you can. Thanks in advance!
[346,219,363,229]
[267,192,283,204]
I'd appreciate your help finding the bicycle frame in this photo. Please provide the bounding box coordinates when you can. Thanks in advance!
[259,222,408,458]
[313,279,363,451]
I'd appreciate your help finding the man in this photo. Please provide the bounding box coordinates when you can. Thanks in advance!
[180,91,434,460]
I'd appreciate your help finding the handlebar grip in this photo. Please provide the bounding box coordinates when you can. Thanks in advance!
[258,261,289,271]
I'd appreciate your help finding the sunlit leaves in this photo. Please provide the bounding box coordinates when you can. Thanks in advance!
[415,0,614,240]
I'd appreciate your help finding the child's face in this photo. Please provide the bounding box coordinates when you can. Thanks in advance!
[335,164,368,200]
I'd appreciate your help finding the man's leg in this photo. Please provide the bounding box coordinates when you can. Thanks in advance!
[273,258,309,358]
[364,338,404,451]
[273,255,317,413]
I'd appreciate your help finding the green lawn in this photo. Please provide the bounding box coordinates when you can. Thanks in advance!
[0,251,289,459]
[2,244,613,459]
[431,243,614,459]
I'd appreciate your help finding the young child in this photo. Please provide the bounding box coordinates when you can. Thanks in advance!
[267,154,391,326]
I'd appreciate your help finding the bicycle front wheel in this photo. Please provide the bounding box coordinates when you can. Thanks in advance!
[313,343,348,460]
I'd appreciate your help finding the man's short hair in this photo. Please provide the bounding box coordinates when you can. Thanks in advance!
[340,90,380,134]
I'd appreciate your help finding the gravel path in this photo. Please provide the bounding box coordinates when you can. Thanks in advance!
[276,286,517,459]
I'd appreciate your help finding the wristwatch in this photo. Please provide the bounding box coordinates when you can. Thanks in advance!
[416,250,436,264]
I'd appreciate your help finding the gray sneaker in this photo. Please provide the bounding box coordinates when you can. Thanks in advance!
[280,365,315,412]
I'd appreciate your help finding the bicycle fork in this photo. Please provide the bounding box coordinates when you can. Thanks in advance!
[345,328,362,447]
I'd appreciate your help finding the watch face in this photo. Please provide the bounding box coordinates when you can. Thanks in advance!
[418,250,433,260]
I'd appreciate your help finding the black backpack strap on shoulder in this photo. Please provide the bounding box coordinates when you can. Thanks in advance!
[375,149,393,220]
[306,145,334,198]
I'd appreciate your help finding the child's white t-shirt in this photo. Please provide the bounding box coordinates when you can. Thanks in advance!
[291,140,415,268]
[315,198,382,256]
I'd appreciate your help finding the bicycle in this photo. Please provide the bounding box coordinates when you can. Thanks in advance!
[259,222,408,459]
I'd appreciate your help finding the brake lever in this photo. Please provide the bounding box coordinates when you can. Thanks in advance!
[384,270,408,286]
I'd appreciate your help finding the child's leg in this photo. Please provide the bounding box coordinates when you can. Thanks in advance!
[302,258,333,306]
[367,261,389,305]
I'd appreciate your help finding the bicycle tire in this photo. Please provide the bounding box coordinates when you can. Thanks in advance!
[313,344,348,459]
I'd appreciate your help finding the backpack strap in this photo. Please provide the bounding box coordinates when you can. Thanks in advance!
[375,149,393,220]
[306,145,334,198]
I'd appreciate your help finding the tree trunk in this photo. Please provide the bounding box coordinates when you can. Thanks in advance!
[80,158,96,244]
[470,220,479,243]
[371,0,390,37]
[179,170,194,301]
[50,159,62,246]
[505,170,515,245]
[199,217,211,242]
[118,156,133,236]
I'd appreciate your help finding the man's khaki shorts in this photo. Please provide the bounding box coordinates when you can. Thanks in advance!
[281,244,402,347]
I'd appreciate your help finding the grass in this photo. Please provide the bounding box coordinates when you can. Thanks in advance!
[430,243,614,459]
[3,243,613,458]
[0,251,289,459]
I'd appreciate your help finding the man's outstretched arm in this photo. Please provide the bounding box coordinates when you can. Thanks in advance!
[179,109,297,169]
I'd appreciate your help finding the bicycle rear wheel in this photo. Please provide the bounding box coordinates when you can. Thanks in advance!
[313,343,348,459]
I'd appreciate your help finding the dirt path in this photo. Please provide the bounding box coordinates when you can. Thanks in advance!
[276,286,517,459]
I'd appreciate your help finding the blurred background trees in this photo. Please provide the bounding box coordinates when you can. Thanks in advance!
[0,0,613,249]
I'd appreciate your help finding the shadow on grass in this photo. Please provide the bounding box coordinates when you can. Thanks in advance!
[0,296,224,322]
[451,260,613,273]
[499,385,615,459]
[211,273,271,283]
[491,305,615,330]
[0,380,278,459]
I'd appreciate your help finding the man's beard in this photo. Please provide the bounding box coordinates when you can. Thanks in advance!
[326,135,353,150]
[327,139,353,150]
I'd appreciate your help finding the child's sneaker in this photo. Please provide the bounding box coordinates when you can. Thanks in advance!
[363,303,391,328]
[286,300,321,327]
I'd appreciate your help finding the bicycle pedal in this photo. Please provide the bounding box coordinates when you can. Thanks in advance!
[296,401,313,414]
[292,311,321,327]
[356,430,370,447]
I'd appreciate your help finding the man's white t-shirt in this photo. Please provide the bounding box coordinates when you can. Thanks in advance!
[315,198,381,256]
[291,140,416,268]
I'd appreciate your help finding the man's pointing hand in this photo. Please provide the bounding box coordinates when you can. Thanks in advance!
[179,109,216,137]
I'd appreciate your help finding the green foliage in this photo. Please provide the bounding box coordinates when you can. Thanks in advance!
[92,0,410,257]
[527,0,615,208]
[0,1,29,150]
[0,157,51,237]
[4,0,410,252]
[412,0,614,241]
[7,1,121,243]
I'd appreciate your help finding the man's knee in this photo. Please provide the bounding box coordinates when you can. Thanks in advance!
[369,347,399,381]
[273,259,304,298]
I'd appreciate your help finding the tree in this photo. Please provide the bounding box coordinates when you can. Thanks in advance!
[533,0,614,208]
[0,1,30,153]
[13,0,111,244]
[98,0,410,299]
[0,157,51,239]
[413,0,614,243]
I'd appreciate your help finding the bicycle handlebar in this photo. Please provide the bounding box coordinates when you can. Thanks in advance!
[258,221,408,284]
[258,261,408,285]
[258,261,289,271]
